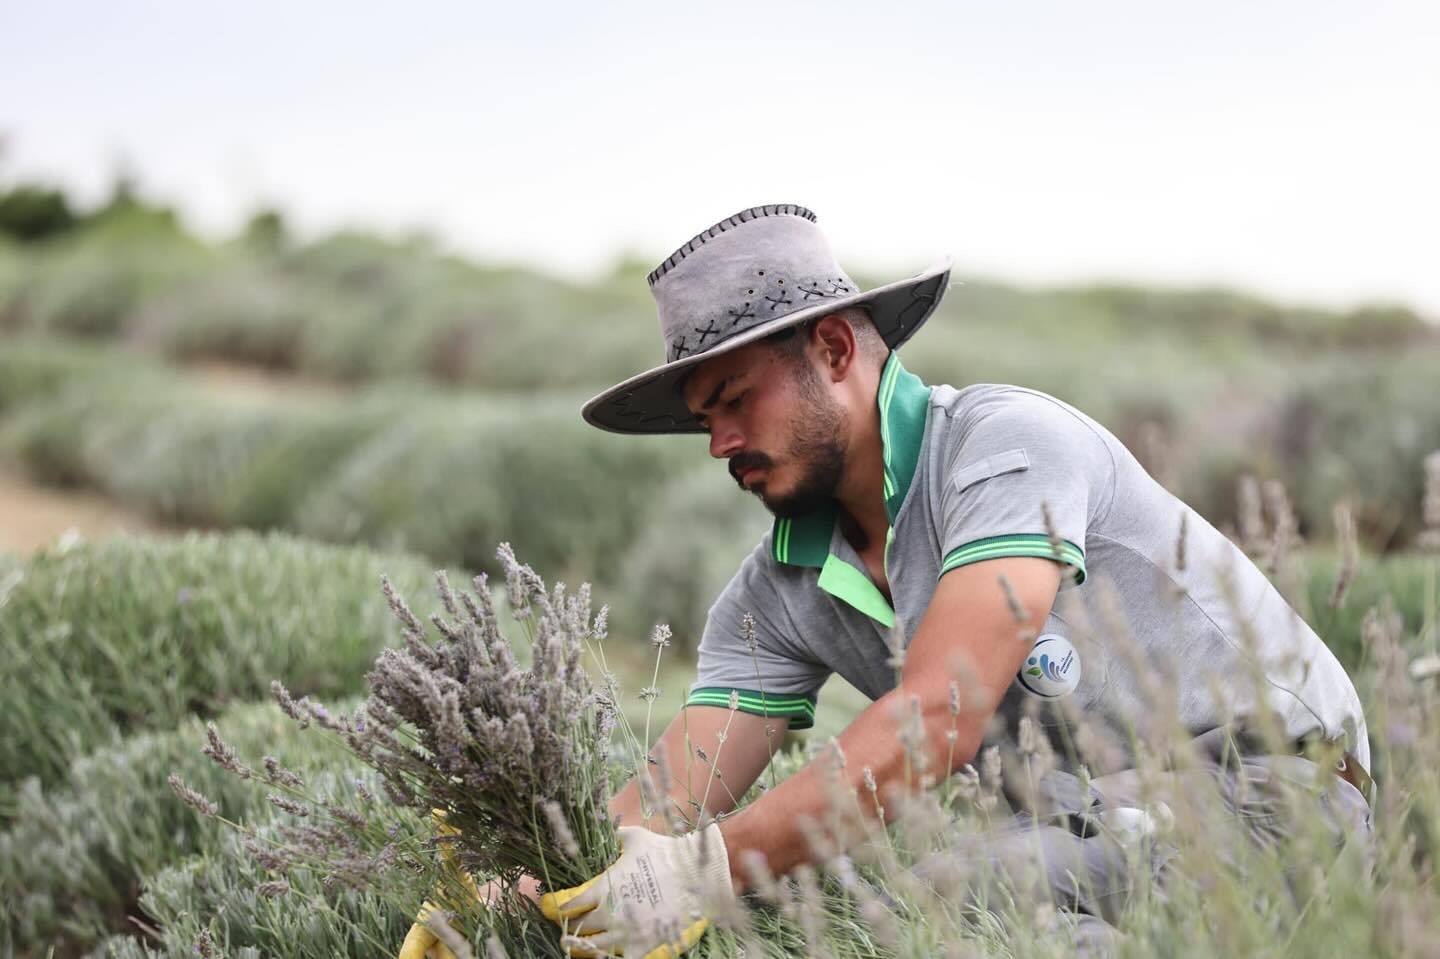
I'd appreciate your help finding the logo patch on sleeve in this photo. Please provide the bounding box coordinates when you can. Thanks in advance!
[1018,633,1081,698]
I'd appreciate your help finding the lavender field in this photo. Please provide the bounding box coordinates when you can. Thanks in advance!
[2,199,1438,958]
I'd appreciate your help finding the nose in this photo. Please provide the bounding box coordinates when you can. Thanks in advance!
[708,416,744,459]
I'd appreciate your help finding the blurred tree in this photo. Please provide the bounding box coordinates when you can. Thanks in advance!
[1337,303,1428,347]
[0,183,78,242]
[241,206,289,251]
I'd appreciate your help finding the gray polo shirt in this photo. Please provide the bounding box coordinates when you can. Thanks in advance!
[686,352,1369,770]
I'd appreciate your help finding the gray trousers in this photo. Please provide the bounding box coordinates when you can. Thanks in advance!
[912,750,1374,955]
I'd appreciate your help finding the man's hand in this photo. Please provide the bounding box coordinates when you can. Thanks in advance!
[539,824,733,958]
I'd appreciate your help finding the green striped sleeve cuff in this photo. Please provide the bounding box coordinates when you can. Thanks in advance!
[940,534,1086,584]
[685,687,817,730]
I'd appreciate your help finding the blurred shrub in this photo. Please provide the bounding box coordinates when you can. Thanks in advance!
[24,249,144,336]
[0,702,357,951]
[0,368,398,527]
[2,214,1433,412]
[0,184,77,243]
[4,210,213,339]
[133,262,319,369]
[0,532,433,796]
[240,207,289,251]
[1030,283,1429,350]
[1,374,183,488]
[1273,354,1440,549]
[1298,550,1437,669]
[0,335,130,414]
[614,464,769,650]
[0,239,24,329]
[0,341,706,586]
[297,397,698,577]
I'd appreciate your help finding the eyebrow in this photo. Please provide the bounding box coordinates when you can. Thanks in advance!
[696,375,736,415]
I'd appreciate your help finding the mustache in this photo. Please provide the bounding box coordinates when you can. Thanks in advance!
[728,451,774,484]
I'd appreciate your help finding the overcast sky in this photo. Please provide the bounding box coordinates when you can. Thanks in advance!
[3,0,1437,313]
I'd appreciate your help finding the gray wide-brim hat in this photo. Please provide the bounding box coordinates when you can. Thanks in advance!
[582,203,952,434]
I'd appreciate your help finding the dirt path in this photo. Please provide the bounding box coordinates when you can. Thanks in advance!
[0,467,156,554]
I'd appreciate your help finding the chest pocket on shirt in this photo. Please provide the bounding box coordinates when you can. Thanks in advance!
[952,448,1030,493]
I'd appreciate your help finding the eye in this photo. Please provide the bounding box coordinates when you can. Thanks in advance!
[726,391,748,412]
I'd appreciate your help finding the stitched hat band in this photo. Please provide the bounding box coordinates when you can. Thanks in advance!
[582,204,951,434]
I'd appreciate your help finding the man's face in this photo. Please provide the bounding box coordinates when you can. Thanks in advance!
[681,337,848,518]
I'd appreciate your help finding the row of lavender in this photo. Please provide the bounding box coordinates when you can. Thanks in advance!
[4,520,1440,955]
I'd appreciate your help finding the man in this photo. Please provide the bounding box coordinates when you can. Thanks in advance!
[402,204,1372,958]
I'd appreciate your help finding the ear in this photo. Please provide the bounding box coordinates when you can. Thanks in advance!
[810,313,858,383]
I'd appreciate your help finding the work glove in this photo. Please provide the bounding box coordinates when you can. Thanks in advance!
[397,810,484,959]
[540,824,733,958]
[398,899,466,959]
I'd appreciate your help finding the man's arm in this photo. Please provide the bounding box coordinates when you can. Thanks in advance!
[717,555,1060,884]
[610,705,792,833]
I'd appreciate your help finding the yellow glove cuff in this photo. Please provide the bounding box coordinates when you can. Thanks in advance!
[539,873,602,921]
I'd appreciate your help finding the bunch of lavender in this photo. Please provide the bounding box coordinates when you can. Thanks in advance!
[337,543,620,892]
[165,546,621,956]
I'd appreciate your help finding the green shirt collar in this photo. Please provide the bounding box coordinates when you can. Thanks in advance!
[770,352,931,569]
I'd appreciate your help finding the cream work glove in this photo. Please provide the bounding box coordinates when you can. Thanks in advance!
[539,824,734,958]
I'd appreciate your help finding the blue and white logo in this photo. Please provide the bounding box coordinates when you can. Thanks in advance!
[1018,633,1081,698]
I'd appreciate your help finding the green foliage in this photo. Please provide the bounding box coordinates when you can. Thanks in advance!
[100,830,420,959]
[296,397,696,577]
[1272,355,1440,549]
[1,204,1437,957]
[97,770,536,959]
[240,207,289,252]
[615,464,768,649]
[0,340,704,577]
[92,549,1440,959]
[4,335,1437,637]
[0,335,128,414]
[13,212,1427,408]
[0,535,1432,958]
[0,532,433,798]
[0,199,203,338]
[1,374,397,528]
[2,208,1437,555]
[138,262,323,369]
[1297,549,1438,669]
[0,184,78,243]
[33,227,660,390]
[1055,282,1428,349]
[0,702,357,951]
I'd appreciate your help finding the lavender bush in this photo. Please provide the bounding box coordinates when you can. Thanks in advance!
[0,532,433,804]
[163,545,906,957]
[0,702,353,950]
[149,545,627,957]
[148,515,1440,958]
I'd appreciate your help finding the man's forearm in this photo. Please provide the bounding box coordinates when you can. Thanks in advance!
[718,679,986,886]
[609,705,787,834]
[609,773,700,833]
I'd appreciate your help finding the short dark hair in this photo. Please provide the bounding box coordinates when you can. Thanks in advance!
[764,307,887,365]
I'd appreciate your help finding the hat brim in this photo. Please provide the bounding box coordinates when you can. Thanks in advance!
[582,260,953,435]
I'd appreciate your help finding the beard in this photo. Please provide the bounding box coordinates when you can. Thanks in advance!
[729,361,848,519]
